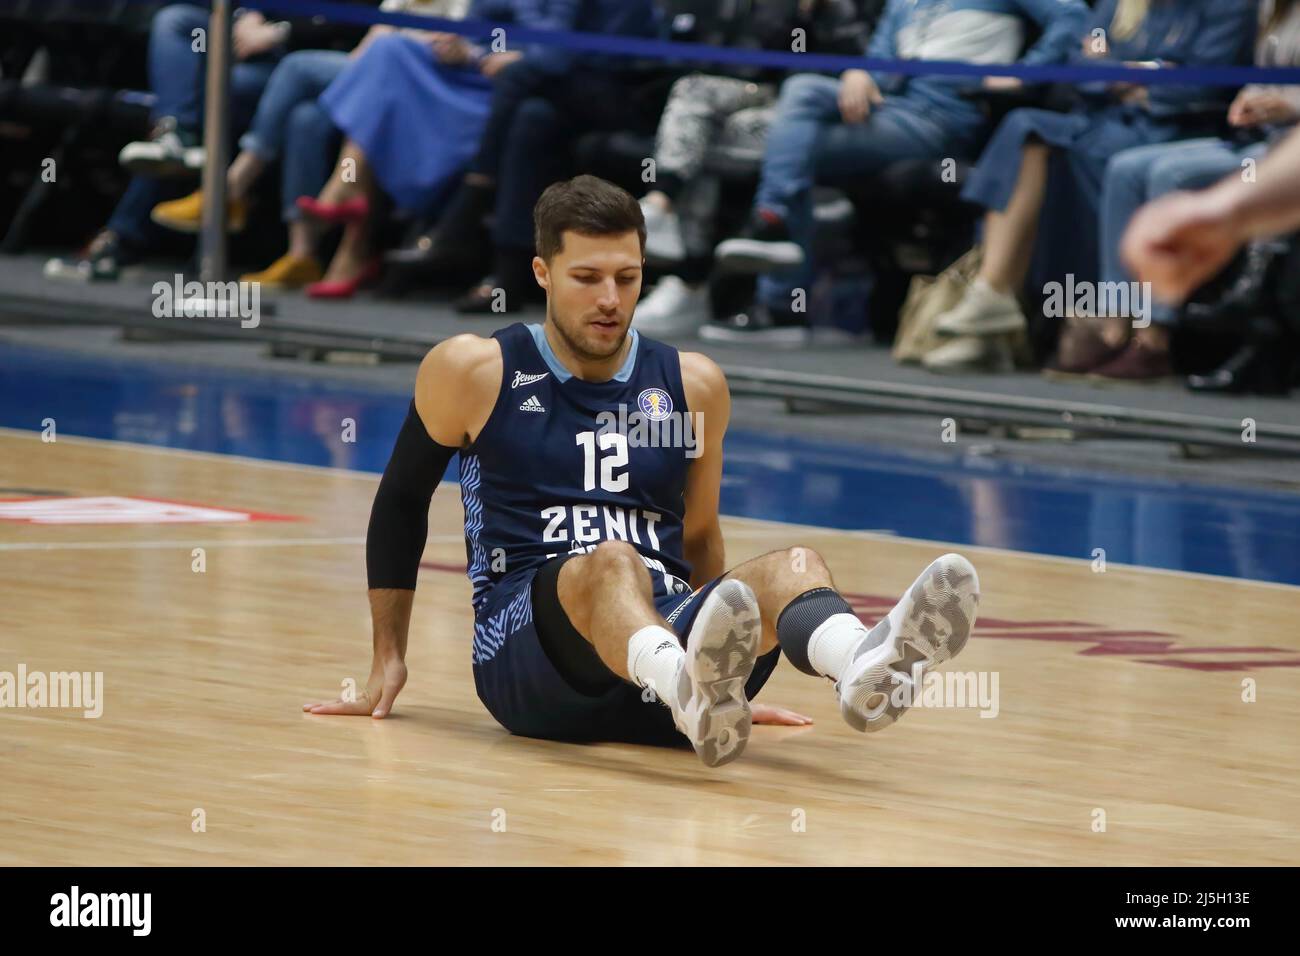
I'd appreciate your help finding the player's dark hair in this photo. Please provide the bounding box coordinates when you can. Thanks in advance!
[533,175,645,262]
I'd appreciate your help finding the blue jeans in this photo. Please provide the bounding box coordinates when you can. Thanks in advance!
[239,49,348,221]
[754,73,961,310]
[108,4,278,248]
[278,100,341,222]
[148,4,280,131]
[1100,138,1267,325]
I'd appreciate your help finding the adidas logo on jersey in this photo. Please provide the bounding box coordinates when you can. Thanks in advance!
[511,370,549,388]
[519,395,546,413]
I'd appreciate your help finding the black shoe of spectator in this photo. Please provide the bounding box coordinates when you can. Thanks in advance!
[714,209,804,274]
[454,275,542,314]
[1186,342,1292,396]
[698,301,808,346]
[43,230,138,283]
[1183,240,1285,325]
[384,228,489,272]
[119,117,204,178]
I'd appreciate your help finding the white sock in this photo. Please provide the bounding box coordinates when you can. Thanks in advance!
[627,625,684,709]
[807,612,872,681]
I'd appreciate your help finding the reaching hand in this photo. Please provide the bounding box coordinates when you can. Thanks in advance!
[1121,188,1245,304]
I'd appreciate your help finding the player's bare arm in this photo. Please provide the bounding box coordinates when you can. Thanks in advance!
[302,333,501,718]
[679,350,730,589]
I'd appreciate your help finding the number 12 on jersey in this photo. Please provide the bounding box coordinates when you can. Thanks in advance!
[576,431,628,492]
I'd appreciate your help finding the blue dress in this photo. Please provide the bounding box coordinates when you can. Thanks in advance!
[320,34,493,213]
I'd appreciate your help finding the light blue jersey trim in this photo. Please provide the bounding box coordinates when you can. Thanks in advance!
[527,322,639,383]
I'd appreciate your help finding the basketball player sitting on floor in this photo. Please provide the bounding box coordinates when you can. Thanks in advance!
[304,175,981,767]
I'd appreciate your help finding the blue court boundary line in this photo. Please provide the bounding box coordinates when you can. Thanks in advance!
[105,0,1300,87]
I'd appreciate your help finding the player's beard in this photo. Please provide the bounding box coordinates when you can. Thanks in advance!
[547,297,628,362]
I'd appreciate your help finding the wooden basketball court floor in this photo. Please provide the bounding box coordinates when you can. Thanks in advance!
[1,427,1297,866]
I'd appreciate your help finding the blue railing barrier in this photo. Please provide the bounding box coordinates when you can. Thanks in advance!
[228,0,1300,88]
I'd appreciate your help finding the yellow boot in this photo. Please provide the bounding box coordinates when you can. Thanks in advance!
[151,191,247,233]
[240,253,323,289]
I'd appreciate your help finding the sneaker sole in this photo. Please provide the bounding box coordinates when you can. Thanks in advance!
[119,146,204,179]
[674,579,761,767]
[838,554,979,733]
[698,325,808,346]
[42,259,117,283]
[922,351,1013,374]
[934,313,1025,337]
[714,239,804,273]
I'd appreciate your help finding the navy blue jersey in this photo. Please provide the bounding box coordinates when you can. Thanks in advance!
[459,322,699,614]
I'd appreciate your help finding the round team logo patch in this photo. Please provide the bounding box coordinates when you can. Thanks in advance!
[638,388,673,421]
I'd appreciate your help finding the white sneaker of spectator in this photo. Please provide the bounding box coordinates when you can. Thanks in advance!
[922,334,1014,374]
[933,279,1026,337]
[640,198,686,263]
[119,117,205,178]
[633,276,711,337]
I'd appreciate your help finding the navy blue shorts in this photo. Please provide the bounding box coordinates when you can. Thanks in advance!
[471,560,781,746]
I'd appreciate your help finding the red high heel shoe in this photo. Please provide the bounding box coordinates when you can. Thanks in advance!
[295,194,370,224]
[306,260,382,299]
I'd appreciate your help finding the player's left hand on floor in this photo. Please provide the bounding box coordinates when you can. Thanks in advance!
[303,658,407,719]
[750,703,813,726]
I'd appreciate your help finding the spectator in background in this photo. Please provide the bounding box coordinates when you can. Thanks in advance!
[929,0,1258,374]
[701,0,1090,346]
[293,0,519,298]
[634,0,877,338]
[1082,0,1300,382]
[44,3,367,283]
[148,0,471,292]
[383,0,661,313]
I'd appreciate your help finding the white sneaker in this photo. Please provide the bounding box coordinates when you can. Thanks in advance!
[921,334,1014,374]
[641,199,686,263]
[119,118,205,178]
[934,280,1026,337]
[670,579,762,767]
[633,276,711,337]
[837,554,980,733]
[713,236,804,273]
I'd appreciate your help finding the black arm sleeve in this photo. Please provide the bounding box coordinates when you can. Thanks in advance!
[365,400,459,591]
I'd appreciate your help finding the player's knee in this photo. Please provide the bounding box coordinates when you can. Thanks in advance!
[587,539,643,575]
[782,545,829,579]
